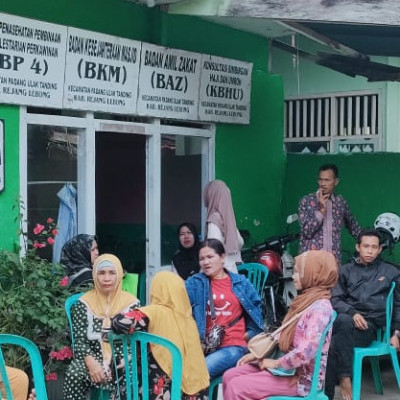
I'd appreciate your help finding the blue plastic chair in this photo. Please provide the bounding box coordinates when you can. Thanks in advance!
[0,334,48,400]
[352,282,400,400]
[65,292,110,400]
[109,331,183,400]
[238,263,269,299]
[267,310,337,400]
[209,375,222,399]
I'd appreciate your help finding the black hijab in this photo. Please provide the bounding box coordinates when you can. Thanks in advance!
[171,223,200,280]
[60,234,96,286]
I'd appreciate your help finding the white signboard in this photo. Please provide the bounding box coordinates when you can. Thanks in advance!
[0,13,67,107]
[199,55,252,124]
[63,28,141,114]
[0,119,3,192]
[137,43,201,120]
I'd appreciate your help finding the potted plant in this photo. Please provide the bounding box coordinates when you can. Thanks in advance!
[0,216,79,399]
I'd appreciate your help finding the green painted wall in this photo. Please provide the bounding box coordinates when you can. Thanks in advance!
[0,1,286,249]
[283,153,400,264]
[0,106,20,251]
[162,15,286,243]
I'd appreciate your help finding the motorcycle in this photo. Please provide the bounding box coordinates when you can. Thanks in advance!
[241,214,299,330]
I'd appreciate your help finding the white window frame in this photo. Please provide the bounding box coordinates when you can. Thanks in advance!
[20,107,215,299]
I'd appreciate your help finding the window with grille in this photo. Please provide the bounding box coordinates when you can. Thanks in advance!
[284,91,381,154]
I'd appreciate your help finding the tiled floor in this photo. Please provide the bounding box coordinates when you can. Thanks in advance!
[333,357,400,400]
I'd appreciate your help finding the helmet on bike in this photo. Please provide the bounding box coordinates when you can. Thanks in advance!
[257,250,283,276]
[374,212,400,243]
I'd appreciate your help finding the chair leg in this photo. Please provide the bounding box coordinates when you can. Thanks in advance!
[389,347,400,392]
[352,353,364,400]
[369,356,383,394]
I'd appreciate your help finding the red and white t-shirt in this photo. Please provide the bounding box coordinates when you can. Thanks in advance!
[206,276,247,348]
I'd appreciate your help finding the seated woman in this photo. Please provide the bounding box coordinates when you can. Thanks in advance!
[171,222,200,280]
[111,271,209,400]
[0,366,28,400]
[60,234,99,286]
[222,250,338,400]
[185,239,263,380]
[63,254,139,400]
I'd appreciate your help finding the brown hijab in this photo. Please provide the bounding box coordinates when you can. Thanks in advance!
[279,250,338,352]
[204,180,239,254]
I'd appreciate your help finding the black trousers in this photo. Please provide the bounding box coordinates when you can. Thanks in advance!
[324,313,377,400]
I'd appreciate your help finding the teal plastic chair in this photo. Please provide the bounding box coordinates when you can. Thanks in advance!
[0,334,48,400]
[65,292,110,400]
[109,331,183,400]
[209,376,222,399]
[238,263,269,299]
[267,310,337,400]
[352,282,400,400]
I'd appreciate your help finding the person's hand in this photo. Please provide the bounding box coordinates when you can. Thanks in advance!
[390,334,400,351]
[28,388,36,400]
[258,358,279,370]
[353,313,368,330]
[85,356,107,384]
[317,190,329,214]
[237,352,257,366]
[111,313,133,334]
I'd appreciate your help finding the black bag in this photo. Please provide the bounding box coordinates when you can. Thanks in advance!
[202,286,242,355]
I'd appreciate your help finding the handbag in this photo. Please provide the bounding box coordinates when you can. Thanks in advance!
[203,287,242,355]
[248,306,311,359]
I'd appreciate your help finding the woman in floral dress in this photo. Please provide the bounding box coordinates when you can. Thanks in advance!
[112,271,209,400]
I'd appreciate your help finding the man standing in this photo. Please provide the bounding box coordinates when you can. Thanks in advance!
[324,229,400,400]
[298,163,361,263]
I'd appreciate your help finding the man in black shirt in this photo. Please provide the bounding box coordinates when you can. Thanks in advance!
[325,228,400,400]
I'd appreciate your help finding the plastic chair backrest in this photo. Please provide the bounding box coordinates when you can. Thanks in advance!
[0,334,48,400]
[382,281,395,344]
[122,273,139,297]
[237,263,269,299]
[65,292,84,349]
[268,310,337,400]
[109,331,183,400]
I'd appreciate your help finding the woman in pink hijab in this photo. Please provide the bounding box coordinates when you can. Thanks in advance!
[203,180,244,272]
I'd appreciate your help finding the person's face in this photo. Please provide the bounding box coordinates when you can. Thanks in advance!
[179,226,195,249]
[96,267,118,294]
[199,246,225,279]
[356,235,382,265]
[91,240,99,264]
[292,264,303,291]
[318,169,338,196]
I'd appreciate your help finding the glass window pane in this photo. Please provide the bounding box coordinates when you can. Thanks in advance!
[161,134,207,265]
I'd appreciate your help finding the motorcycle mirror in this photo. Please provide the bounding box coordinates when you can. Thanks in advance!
[286,214,299,225]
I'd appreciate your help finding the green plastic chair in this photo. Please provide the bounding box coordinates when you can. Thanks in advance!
[65,292,110,400]
[0,334,48,400]
[352,282,400,400]
[109,331,183,400]
[267,310,337,400]
[238,263,269,299]
[209,375,222,399]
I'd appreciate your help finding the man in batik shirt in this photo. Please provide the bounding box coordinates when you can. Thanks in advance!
[298,164,361,263]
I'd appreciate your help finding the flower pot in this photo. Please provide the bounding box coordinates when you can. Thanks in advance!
[45,371,65,400]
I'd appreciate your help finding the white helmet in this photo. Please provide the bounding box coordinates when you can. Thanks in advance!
[374,212,400,243]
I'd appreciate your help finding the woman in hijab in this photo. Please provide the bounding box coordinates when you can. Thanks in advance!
[222,250,338,400]
[171,222,200,280]
[63,254,139,400]
[203,180,243,273]
[112,271,209,400]
[60,234,99,286]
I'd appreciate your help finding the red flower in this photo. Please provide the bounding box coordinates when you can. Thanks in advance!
[50,346,73,361]
[33,224,45,235]
[47,237,55,245]
[45,372,58,381]
[59,276,69,287]
[51,228,58,236]
[46,217,54,224]
[33,241,46,249]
